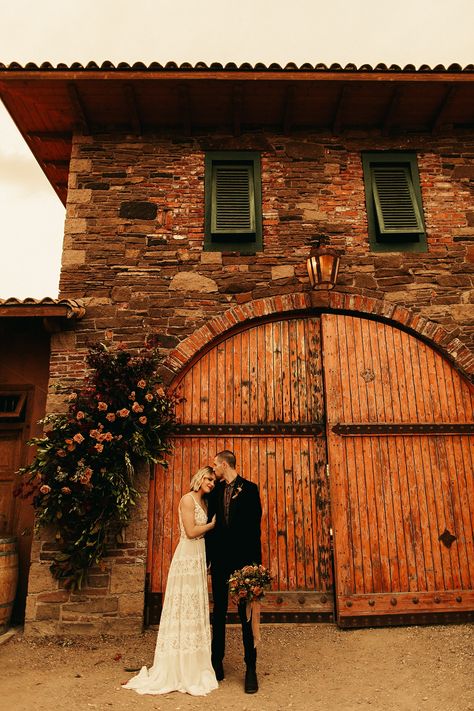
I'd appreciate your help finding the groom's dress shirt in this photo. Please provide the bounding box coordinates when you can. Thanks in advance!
[223,479,237,525]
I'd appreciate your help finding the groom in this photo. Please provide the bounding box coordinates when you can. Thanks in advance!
[206,450,262,694]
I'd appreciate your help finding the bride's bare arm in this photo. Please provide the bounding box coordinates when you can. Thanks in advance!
[180,495,216,538]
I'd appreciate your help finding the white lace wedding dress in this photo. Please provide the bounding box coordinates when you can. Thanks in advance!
[123,494,218,696]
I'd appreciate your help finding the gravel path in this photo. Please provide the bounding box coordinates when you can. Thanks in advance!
[2,623,473,711]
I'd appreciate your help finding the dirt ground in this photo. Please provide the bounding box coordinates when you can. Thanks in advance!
[1,623,473,711]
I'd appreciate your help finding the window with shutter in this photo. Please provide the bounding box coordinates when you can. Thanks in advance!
[362,152,427,253]
[205,152,262,253]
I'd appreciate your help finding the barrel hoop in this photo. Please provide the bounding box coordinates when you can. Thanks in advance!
[0,551,18,557]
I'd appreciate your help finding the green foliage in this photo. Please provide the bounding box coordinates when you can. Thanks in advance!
[17,343,177,589]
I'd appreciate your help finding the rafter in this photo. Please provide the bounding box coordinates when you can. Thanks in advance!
[123,83,143,133]
[27,131,72,142]
[282,85,295,135]
[178,83,191,135]
[431,86,458,132]
[67,82,91,132]
[232,84,243,136]
[382,86,403,135]
[332,85,349,134]
[42,159,70,167]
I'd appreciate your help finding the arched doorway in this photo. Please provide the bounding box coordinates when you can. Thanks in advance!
[146,312,474,627]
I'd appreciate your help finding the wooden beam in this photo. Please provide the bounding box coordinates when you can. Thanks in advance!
[27,131,72,142]
[42,159,70,167]
[123,83,143,133]
[431,85,458,132]
[332,84,349,133]
[232,83,243,136]
[2,70,473,84]
[178,83,191,135]
[282,84,295,135]
[382,86,403,135]
[67,82,91,132]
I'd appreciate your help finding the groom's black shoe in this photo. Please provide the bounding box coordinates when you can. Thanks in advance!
[212,660,225,681]
[244,667,258,694]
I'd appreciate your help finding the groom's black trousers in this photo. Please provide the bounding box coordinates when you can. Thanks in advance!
[210,565,257,669]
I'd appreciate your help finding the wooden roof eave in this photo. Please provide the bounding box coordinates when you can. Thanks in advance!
[0,300,86,320]
[1,70,473,84]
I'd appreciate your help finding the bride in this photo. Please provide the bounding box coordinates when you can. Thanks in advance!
[123,466,218,696]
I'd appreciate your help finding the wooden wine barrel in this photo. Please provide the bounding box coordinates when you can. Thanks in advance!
[0,536,19,633]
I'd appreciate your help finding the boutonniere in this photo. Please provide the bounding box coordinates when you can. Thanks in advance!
[231,485,243,500]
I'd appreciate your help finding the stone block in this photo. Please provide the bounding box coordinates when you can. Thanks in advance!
[285,141,324,160]
[64,218,87,235]
[62,597,118,614]
[36,603,60,620]
[271,265,295,280]
[37,591,70,603]
[111,286,132,301]
[201,252,222,264]
[27,563,57,594]
[119,201,157,220]
[110,564,146,595]
[62,249,86,266]
[100,617,144,635]
[169,271,218,293]
[118,593,145,616]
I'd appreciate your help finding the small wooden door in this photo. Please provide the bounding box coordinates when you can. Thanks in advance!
[147,317,333,622]
[0,430,23,535]
[322,314,474,626]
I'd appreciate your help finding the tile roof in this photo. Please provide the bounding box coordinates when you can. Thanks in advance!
[0,60,473,73]
[0,298,86,319]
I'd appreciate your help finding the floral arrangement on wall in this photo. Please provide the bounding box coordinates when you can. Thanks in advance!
[17,343,177,589]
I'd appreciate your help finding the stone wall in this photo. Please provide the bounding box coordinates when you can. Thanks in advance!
[25,128,474,635]
[25,463,149,636]
[59,130,474,355]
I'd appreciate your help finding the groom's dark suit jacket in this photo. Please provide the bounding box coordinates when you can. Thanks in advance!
[206,475,262,573]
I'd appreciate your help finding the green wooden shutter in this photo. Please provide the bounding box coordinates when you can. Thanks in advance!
[211,164,255,236]
[371,165,424,235]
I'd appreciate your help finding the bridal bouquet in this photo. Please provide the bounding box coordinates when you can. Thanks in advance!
[228,564,272,646]
[228,564,273,603]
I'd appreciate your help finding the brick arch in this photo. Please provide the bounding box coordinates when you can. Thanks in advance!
[164,291,474,382]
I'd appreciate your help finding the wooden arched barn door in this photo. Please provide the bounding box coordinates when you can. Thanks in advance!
[146,316,333,623]
[322,314,474,627]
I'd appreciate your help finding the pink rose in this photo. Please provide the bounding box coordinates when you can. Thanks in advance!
[61,487,71,495]
[132,402,144,413]
[94,443,104,453]
[145,393,154,402]
[40,484,51,494]
[103,432,113,441]
[73,433,85,444]
[97,402,108,411]
[106,413,116,422]
[76,411,85,420]
[57,449,67,457]
[117,408,130,418]
[137,379,146,389]
[139,416,147,425]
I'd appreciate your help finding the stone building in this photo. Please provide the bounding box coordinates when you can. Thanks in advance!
[0,61,473,636]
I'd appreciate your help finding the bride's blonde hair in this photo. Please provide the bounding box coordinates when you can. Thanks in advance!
[189,465,214,492]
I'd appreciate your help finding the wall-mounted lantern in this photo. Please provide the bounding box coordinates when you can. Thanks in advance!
[306,238,341,290]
